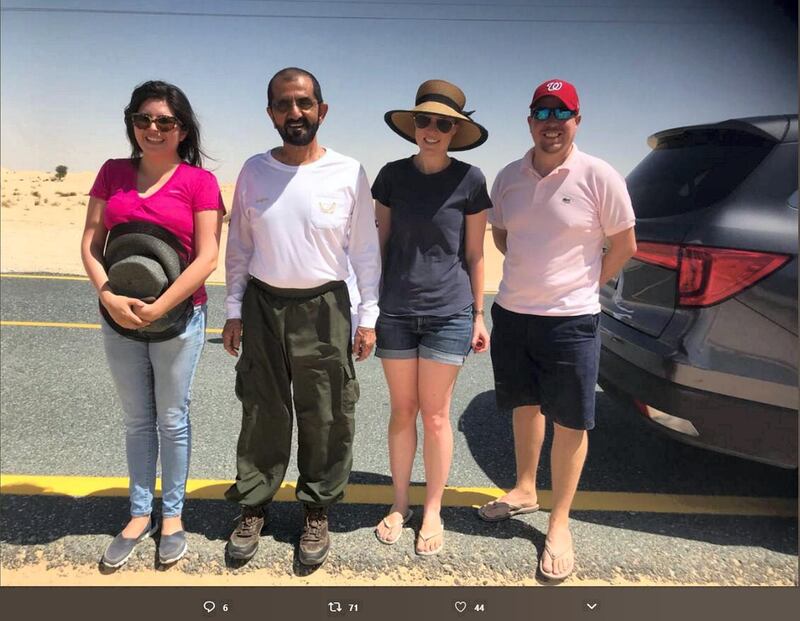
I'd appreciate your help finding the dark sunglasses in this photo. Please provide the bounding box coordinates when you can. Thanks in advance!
[414,113,456,133]
[130,112,181,132]
[530,107,577,121]
[271,97,317,113]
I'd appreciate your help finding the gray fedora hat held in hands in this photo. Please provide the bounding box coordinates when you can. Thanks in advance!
[101,221,192,342]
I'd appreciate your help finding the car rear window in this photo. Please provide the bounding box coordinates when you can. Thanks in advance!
[626,129,774,218]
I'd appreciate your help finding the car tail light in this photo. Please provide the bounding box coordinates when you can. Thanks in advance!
[632,242,679,270]
[634,242,790,307]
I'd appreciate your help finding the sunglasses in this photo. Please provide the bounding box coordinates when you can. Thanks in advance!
[271,97,317,113]
[414,113,456,133]
[130,112,181,132]
[530,107,577,121]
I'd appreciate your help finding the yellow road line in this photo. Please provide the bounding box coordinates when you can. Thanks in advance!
[0,320,223,334]
[0,274,89,282]
[2,320,101,329]
[1,474,795,517]
[0,273,224,286]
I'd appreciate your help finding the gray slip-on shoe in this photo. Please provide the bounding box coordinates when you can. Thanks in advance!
[158,530,188,565]
[101,519,158,568]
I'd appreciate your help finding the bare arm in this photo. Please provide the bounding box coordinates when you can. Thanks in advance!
[600,227,637,285]
[465,210,489,353]
[134,208,223,323]
[492,226,508,256]
[375,200,391,264]
[80,195,112,296]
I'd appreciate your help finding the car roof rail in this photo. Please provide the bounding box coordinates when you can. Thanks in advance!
[647,114,798,149]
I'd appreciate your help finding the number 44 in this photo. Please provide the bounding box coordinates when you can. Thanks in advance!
[474,603,485,612]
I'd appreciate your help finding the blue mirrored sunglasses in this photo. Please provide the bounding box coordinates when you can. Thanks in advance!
[530,107,576,121]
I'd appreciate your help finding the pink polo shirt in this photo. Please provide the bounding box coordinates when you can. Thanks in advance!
[489,145,635,316]
[89,158,224,305]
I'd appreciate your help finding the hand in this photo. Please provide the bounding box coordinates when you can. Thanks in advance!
[353,326,376,362]
[132,301,164,324]
[99,291,150,330]
[471,316,489,353]
[222,319,243,357]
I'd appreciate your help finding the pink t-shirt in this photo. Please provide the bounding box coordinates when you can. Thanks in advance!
[489,146,635,316]
[89,158,224,305]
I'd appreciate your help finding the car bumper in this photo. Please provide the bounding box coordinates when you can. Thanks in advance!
[598,345,798,469]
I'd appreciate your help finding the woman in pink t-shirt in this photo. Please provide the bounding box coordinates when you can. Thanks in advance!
[80,81,224,568]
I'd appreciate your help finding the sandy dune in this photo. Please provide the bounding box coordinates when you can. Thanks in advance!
[0,167,503,291]
[1,167,231,284]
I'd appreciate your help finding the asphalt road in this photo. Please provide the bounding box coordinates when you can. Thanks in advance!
[0,275,797,587]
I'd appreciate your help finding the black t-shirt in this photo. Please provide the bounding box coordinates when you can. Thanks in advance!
[371,157,492,316]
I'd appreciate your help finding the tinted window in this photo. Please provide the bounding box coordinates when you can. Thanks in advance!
[789,190,798,210]
[626,130,774,218]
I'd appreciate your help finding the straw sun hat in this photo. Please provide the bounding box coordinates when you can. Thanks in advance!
[384,79,488,151]
[101,221,192,342]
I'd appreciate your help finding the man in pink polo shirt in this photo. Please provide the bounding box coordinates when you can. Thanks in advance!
[479,79,636,581]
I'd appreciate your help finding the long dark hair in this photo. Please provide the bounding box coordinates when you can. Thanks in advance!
[124,80,206,167]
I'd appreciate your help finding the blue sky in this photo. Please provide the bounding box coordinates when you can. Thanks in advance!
[1,0,796,186]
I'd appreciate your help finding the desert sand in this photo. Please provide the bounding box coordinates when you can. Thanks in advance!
[1,562,683,587]
[0,167,503,291]
[0,167,233,283]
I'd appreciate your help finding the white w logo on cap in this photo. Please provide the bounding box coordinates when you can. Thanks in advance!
[547,81,563,91]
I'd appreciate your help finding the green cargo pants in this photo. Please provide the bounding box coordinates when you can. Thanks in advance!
[224,278,360,508]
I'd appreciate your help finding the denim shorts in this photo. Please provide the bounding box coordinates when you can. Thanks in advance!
[375,306,474,366]
[490,303,600,430]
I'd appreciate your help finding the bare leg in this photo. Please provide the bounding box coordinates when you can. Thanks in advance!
[121,515,151,538]
[375,358,419,542]
[542,421,588,576]
[162,515,183,536]
[494,405,546,507]
[416,358,460,553]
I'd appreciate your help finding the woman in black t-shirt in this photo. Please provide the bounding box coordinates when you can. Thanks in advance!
[372,80,492,555]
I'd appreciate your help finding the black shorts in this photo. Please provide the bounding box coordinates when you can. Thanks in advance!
[490,303,600,430]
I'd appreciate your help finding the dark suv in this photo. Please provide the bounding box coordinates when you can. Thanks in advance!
[598,115,798,468]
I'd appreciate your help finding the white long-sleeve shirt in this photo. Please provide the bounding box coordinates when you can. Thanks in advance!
[224,148,380,327]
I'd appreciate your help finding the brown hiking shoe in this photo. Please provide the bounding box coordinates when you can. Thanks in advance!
[228,505,266,560]
[298,506,330,566]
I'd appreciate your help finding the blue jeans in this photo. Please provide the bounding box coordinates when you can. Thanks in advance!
[101,305,206,517]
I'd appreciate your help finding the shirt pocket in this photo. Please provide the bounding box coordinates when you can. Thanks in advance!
[310,192,351,230]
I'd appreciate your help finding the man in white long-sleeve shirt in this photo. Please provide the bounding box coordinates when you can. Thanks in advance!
[222,67,380,566]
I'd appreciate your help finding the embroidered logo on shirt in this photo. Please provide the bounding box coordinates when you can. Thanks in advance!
[319,201,337,214]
